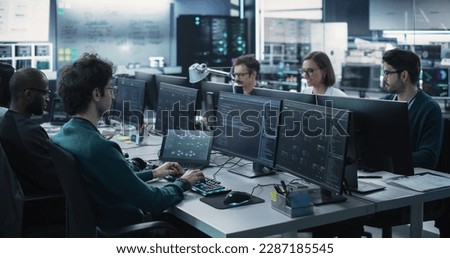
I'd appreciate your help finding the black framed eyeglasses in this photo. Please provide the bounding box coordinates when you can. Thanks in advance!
[383,70,403,77]
[232,72,250,78]
[105,86,119,96]
[299,67,321,76]
[27,88,51,97]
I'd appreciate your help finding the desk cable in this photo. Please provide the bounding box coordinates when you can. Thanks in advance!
[250,183,278,196]
[210,156,235,179]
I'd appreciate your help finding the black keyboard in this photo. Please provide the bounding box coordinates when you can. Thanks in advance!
[191,177,231,197]
[180,163,207,169]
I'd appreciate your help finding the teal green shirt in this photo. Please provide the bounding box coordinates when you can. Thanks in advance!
[52,117,188,230]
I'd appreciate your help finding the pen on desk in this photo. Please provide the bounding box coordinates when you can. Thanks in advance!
[280,180,288,193]
[358,176,383,179]
[273,184,283,194]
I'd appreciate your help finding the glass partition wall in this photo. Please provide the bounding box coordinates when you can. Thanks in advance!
[256,0,450,103]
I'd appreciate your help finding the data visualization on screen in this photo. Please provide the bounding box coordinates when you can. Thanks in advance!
[276,100,350,205]
[213,92,280,178]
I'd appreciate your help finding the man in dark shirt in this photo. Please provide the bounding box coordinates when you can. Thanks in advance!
[367,48,447,237]
[0,67,61,195]
[381,48,443,169]
[0,67,64,231]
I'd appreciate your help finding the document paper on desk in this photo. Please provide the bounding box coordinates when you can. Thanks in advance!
[387,173,450,192]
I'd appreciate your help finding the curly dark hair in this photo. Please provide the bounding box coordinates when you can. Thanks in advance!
[58,53,115,115]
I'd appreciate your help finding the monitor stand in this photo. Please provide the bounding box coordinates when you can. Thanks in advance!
[228,163,275,178]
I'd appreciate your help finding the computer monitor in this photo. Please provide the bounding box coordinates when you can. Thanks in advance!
[275,100,350,205]
[200,81,235,111]
[155,74,189,87]
[213,92,280,178]
[251,87,316,104]
[420,67,449,99]
[414,45,442,60]
[340,65,383,92]
[134,71,159,110]
[414,45,442,67]
[155,74,202,112]
[316,95,413,176]
[49,98,70,126]
[200,81,236,128]
[154,82,198,134]
[111,77,146,128]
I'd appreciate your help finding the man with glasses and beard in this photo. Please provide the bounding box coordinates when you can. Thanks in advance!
[233,54,261,95]
[368,48,448,237]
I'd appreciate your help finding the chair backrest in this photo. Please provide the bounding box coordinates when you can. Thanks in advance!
[0,143,24,237]
[47,140,98,237]
[436,118,450,174]
[0,62,14,108]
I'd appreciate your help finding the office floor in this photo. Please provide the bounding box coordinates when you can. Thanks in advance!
[291,221,440,238]
[364,221,439,238]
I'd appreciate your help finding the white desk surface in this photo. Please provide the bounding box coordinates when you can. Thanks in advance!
[114,134,450,238]
[118,134,374,237]
[355,169,450,237]
[163,169,374,238]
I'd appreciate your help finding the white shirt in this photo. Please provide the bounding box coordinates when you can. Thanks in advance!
[302,86,348,97]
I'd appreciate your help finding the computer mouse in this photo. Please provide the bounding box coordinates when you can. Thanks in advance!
[130,157,148,170]
[223,191,251,206]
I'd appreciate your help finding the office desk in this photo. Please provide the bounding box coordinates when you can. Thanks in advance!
[163,169,374,238]
[355,169,450,237]
[116,134,450,238]
[118,134,374,237]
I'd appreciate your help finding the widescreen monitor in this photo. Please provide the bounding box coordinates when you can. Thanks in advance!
[275,100,350,205]
[154,82,198,134]
[110,77,146,128]
[340,65,383,96]
[316,95,413,176]
[213,92,280,178]
[340,65,371,91]
[155,74,202,111]
[200,81,235,111]
[155,74,189,89]
[200,81,235,128]
[420,67,449,99]
[414,45,442,61]
[134,71,159,110]
[251,87,316,104]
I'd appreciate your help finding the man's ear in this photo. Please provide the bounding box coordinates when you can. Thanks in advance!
[92,88,101,101]
[401,71,409,82]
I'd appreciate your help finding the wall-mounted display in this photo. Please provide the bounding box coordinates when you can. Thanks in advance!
[0,0,50,42]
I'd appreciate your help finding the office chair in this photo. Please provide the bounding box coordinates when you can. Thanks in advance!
[0,144,24,237]
[0,62,14,108]
[47,140,180,237]
[0,143,65,237]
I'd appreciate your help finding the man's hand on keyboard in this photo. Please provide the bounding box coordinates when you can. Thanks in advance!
[152,162,183,179]
[182,169,205,186]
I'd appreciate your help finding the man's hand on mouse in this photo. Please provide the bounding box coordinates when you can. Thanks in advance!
[181,169,205,185]
[152,162,183,179]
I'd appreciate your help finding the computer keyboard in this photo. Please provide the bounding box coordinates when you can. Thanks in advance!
[191,176,231,197]
[180,163,207,169]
